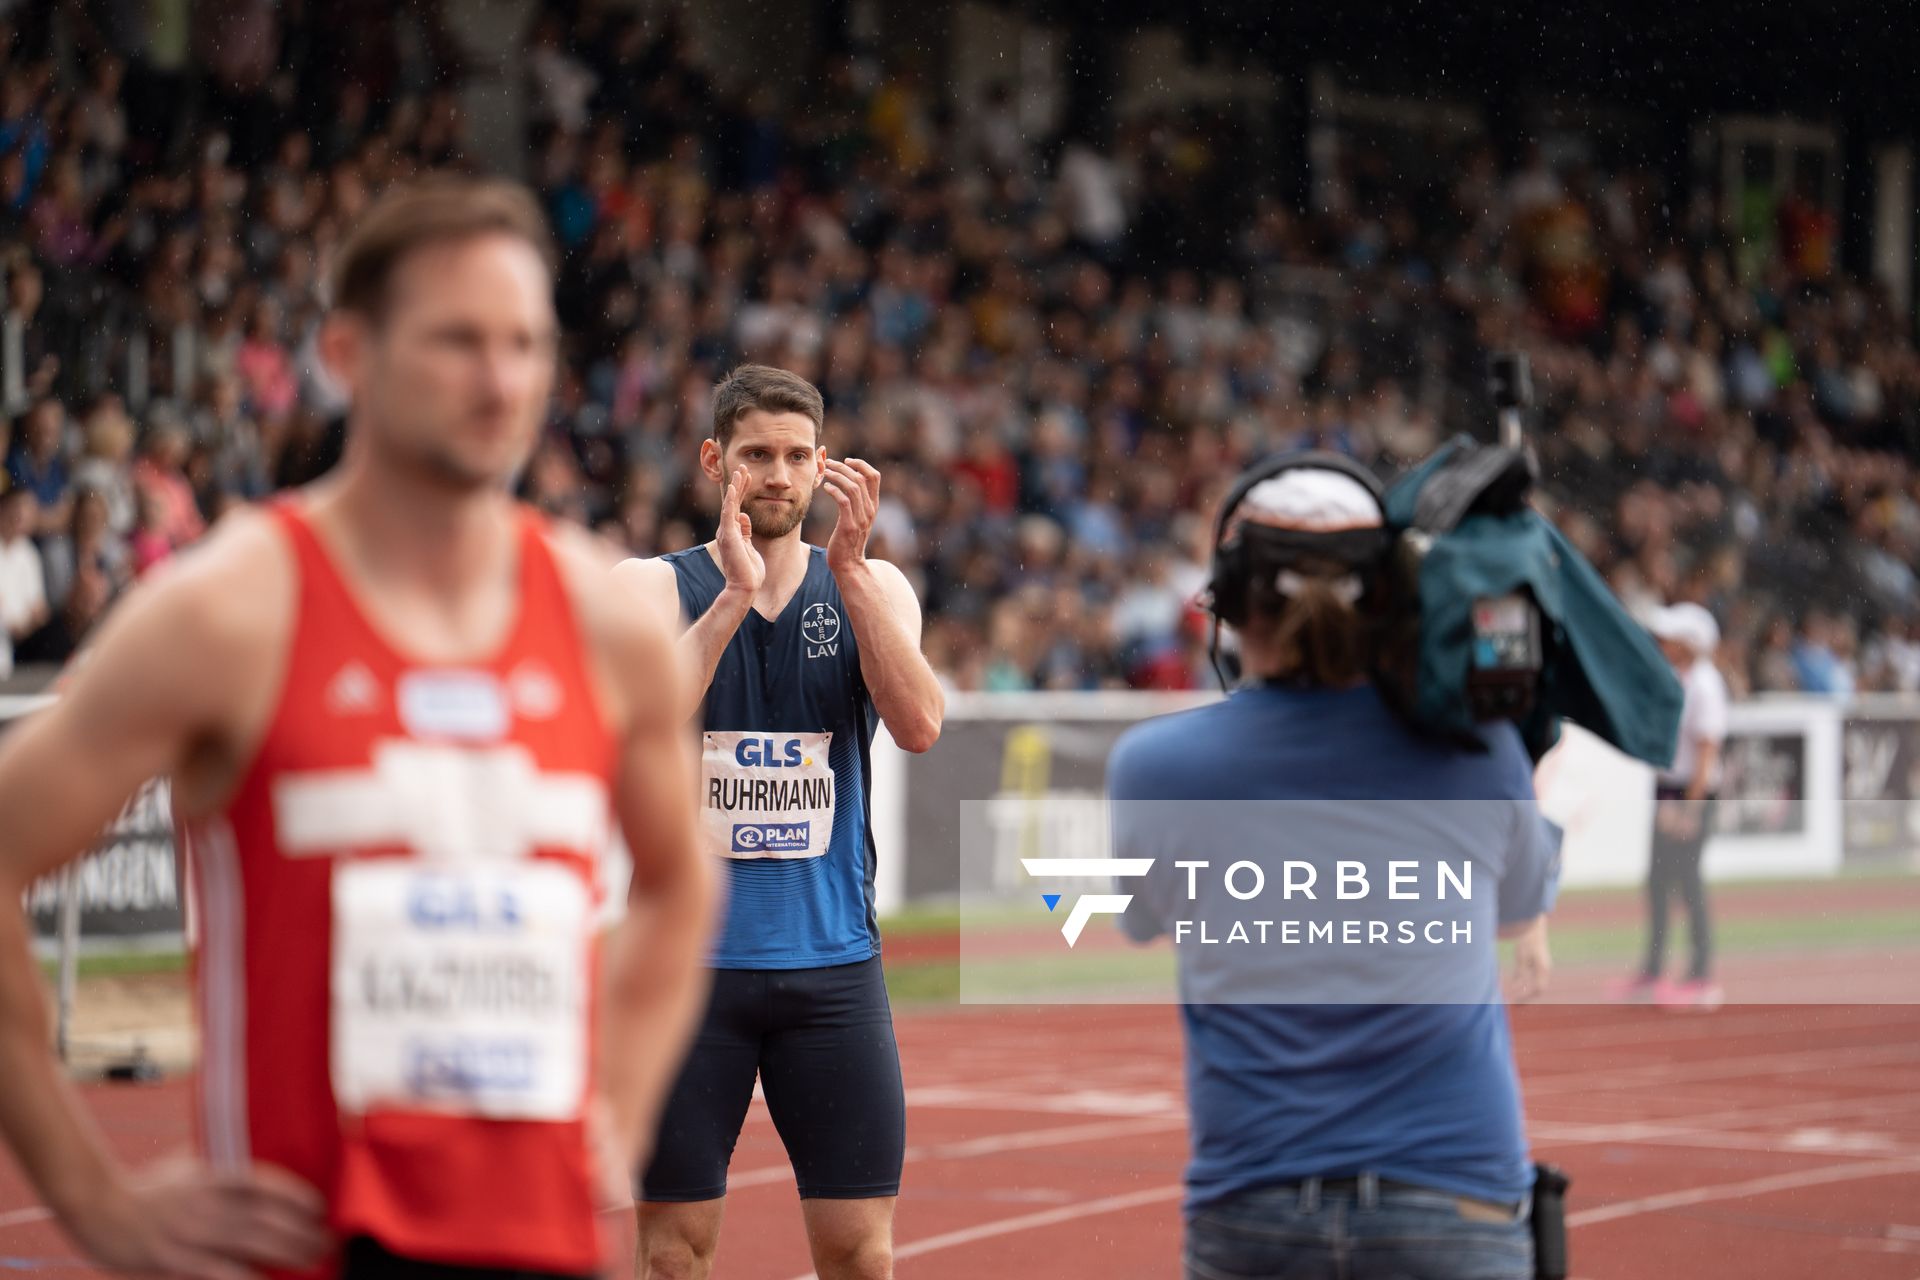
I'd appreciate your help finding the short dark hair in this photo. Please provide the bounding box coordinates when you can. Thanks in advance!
[328,176,557,321]
[711,364,824,449]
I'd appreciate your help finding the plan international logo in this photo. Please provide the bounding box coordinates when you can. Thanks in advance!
[1021,858,1155,947]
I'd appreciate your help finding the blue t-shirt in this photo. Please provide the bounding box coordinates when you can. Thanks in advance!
[1106,683,1559,1212]
[666,545,881,969]
[5,448,67,509]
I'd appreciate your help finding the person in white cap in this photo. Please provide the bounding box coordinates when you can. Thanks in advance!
[1618,601,1729,1009]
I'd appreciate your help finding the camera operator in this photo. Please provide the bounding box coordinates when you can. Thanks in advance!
[1109,455,1561,1280]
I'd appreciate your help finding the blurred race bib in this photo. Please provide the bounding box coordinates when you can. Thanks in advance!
[331,860,590,1120]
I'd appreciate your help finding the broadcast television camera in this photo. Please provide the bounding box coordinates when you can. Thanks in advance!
[1210,351,1682,767]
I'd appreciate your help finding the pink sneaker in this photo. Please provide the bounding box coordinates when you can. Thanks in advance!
[1657,979,1725,1011]
[1606,975,1661,1003]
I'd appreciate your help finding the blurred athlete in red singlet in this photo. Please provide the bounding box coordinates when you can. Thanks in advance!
[0,177,714,1280]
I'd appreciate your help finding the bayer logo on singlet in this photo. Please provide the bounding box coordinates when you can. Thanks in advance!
[802,603,842,655]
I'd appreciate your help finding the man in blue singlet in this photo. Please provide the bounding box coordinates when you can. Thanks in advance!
[613,364,944,1280]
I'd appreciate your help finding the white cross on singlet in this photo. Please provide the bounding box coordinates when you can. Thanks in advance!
[272,740,609,864]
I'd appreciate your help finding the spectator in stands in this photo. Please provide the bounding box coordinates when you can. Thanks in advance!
[1753,614,1799,693]
[0,8,1916,698]
[1791,611,1856,696]
[14,557,108,666]
[1883,615,1920,694]
[130,420,204,550]
[127,485,173,578]
[0,485,46,677]
[5,397,67,535]
[70,397,136,536]
[72,53,128,165]
[192,372,270,501]
[39,487,127,615]
[0,257,56,410]
[0,73,49,203]
[28,154,96,267]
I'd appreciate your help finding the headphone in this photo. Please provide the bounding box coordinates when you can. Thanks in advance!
[1204,450,1391,628]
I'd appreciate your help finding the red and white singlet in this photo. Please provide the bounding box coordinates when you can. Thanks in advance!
[182,502,615,1275]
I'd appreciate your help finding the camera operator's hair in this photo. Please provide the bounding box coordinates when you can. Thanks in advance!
[712,364,824,448]
[1244,557,1371,687]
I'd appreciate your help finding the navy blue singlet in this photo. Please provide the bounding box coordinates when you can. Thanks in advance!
[663,545,880,969]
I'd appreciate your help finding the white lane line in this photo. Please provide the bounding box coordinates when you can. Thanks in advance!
[1839,1237,1920,1255]
[901,1083,1184,1118]
[0,1207,49,1228]
[1525,1042,1920,1096]
[1516,1005,1920,1052]
[1567,1157,1920,1227]
[915,1114,1184,1160]
[1542,1124,1920,1162]
[779,1184,1184,1280]
[1531,1088,1920,1148]
[727,1115,1186,1192]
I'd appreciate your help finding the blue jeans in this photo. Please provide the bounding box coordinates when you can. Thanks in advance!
[1185,1175,1533,1280]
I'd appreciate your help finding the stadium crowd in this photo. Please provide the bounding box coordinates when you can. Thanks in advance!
[1,3,1917,699]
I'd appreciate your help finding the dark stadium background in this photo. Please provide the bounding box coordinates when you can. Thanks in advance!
[1,0,1916,702]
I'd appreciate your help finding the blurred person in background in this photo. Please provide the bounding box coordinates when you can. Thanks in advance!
[1866,613,1920,694]
[1791,610,1855,696]
[1753,614,1799,693]
[0,175,716,1279]
[0,258,58,406]
[38,486,126,616]
[128,484,173,576]
[131,419,205,550]
[5,396,68,535]
[1615,603,1729,1010]
[0,483,46,676]
[14,558,108,666]
[70,397,137,536]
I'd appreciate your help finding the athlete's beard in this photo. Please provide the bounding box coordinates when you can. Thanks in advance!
[747,487,811,539]
[407,441,516,493]
[360,404,529,496]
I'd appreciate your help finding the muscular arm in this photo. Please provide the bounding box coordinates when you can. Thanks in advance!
[837,558,943,752]
[0,584,210,1228]
[609,556,750,724]
[606,556,748,725]
[0,521,321,1273]
[611,464,769,727]
[588,587,717,1170]
[821,457,942,752]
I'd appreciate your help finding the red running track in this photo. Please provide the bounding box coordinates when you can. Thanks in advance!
[1,1001,1918,1278]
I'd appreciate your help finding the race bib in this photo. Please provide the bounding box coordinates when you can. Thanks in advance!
[700,731,836,860]
[331,860,590,1120]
